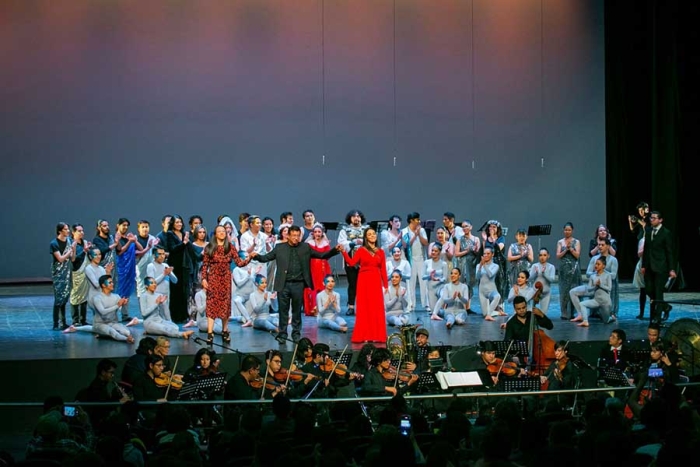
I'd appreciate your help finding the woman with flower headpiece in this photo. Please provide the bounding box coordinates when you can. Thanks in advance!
[481,220,509,313]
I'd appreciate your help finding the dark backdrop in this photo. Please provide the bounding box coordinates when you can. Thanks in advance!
[605,0,700,289]
[0,0,606,281]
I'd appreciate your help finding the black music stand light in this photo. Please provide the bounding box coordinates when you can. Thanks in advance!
[599,367,633,388]
[493,340,529,358]
[331,353,352,367]
[503,377,541,393]
[178,373,228,401]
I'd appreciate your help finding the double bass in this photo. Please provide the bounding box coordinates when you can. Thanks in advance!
[527,283,556,377]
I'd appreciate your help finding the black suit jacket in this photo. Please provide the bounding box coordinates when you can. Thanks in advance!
[255,242,339,292]
[642,225,674,274]
[599,344,633,371]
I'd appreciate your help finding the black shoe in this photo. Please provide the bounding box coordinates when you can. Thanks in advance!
[345,309,355,316]
[636,315,645,320]
[121,316,131,323]
[53,324,59,331]
[466,309,477,316]
[276,334,288,345]
[560,317,570,320]
[292,333,301,342]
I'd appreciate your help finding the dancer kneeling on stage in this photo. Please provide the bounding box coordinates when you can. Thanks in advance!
[385,270,410,327]
[140,277,194,340]
[316,275,348,332]
[431,267,469,328]
[248,274,280,333]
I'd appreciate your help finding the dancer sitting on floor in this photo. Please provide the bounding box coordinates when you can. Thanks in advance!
[248,274,280,333]
[139,277,194,340]
[385,270,410,327]
[431,267,469,328]
[65,275,137,342]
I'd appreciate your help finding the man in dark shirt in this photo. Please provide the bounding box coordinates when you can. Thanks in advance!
[599,328,632,371]
[122,337,157,386]
[503,296,553,343]
[224,355,262,401]
[253,225,340,344]
[75,359,129,432]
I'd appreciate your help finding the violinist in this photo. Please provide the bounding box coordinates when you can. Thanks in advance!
[361,348,418,397]
[183,348,220,382]
[627,341,679,419]
[540,341,579,392]
[132,355,170,404]
[262,349,315,399]
[461,341,521,387]
[502,296,553,343]
[299,343,338,398]
[296,337,315,366]
[350,343,377,386]
[224,355,263,401]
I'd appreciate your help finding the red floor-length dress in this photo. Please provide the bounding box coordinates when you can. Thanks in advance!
[304,242,332,316]
[200,245,247,320]
[342,247,388,343]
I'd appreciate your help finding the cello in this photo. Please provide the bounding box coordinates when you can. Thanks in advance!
[527,283,556,377]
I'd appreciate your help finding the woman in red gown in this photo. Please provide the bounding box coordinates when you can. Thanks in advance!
[304,224,332,316]
[341,228,388,343]
[200,226,249,345]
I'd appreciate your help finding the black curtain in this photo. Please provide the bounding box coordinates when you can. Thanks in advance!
[605,0,700,290]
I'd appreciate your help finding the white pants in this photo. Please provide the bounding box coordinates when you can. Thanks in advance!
[406,258,428,309]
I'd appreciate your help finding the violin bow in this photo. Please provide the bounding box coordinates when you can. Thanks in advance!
[329,344,348,378]
[285,341,300,387]
[261,350,272,400]
[394,349,403,389]
[164,356,180,400]
[496,340,515,379]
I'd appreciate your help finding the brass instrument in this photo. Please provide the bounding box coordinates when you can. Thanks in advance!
[666,318,700,378]
[387,324,418,363]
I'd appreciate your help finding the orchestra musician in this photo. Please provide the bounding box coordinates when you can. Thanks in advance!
[627,341,680,419]
[132,355,170,405]
[414,328,431,372]
[599,329,631,371]
[460,341,522,388]
[299,343,357,398]
[540,341,579,391]
[360,348,418,397]
[502,296,553,343]
[224,355,263,401]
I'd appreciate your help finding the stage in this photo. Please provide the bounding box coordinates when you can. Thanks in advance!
[2,280,700,363]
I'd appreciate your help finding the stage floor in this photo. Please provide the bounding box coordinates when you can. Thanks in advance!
[2,279,699,362]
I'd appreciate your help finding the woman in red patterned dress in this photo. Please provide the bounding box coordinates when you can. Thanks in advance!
[304,224,332,317]
[201,225,249,345]
[341,228,388,343]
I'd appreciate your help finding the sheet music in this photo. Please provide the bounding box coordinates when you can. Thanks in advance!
[435,371,483,389]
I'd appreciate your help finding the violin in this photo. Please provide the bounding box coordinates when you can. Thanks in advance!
[272,366,321,383]
[381,366,415,383]
[486,358,519,377]
[250,377,283,392]
[319,360,362,379]
[154,373,183,389]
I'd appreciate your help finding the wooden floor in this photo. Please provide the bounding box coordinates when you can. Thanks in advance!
[1,279,699,362]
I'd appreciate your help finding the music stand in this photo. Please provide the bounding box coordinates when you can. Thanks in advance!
[416,372,440,393]
[178,373,228,401]
[421,220,436,241]
[527,224,552,252]
[503,377,541,393]
[369,220,388,232]
[599,367,633,387]
[493,340,529,358]
[331,353,352,367]
[433,345,453,360]
[629,348,651,366]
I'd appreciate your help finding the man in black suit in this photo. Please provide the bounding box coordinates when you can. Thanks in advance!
[641,211,677,323]
[253,225,340,344]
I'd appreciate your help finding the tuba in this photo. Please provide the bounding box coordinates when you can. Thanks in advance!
[386,325,418,363]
